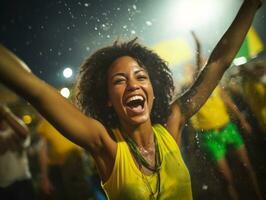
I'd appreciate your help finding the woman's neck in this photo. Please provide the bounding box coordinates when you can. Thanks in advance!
[120,120,154,149]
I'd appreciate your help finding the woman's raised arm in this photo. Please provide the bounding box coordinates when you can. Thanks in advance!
[0,45,111,153]
[178,0,262,123]
[167,0,262,141]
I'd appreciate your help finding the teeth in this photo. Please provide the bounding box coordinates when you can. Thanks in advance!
[126,95,144,104]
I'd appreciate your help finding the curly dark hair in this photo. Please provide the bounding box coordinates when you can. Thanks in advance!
[75,38,174,129]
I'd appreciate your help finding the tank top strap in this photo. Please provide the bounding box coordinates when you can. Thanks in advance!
[152,124,180,152]
[111,128,125,142]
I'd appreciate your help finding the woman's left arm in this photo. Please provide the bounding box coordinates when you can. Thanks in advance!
[167,0,262,139]
[180,0,260,120]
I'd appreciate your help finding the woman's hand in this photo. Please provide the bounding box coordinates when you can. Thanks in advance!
[245,0,263,9]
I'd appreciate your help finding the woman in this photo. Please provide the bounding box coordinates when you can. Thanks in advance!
[0,0,262,199]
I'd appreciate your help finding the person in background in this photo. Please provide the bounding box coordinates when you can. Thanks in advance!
[239,61,266,134]
[0,104,35,200]
[37,118,90,200]
[190,31,262,200]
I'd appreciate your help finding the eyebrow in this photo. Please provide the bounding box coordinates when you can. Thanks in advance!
[111,72,126,80]
[135,69,146,74]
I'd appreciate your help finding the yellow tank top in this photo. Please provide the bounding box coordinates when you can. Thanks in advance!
[102,124,192,200]
[191,87,230,130]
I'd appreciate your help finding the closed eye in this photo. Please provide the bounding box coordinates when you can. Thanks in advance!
[113,78,126,85]
[137,75,148,81]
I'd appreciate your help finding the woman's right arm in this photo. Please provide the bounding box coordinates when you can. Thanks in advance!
[0,45,114,153]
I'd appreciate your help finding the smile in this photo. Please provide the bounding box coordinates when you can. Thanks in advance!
[125,95,145,114]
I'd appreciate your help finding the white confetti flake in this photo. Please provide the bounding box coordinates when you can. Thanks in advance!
[202,184,208,190]
[146,21,152,26]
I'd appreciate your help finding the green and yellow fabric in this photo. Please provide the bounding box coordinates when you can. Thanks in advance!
[236,26,264,59]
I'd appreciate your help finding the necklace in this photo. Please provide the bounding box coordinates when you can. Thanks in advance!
[124,132,161,200]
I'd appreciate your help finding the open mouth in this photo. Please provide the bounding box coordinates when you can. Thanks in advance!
[125,95,145,113]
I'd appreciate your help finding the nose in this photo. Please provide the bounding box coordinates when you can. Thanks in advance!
[126,78,140,92]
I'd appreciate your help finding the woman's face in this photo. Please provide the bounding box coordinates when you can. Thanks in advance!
[107,56,154,126]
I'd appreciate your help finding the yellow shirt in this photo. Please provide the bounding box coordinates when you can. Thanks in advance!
[102,124,192,200]
[243,78,266,131]
[37,119,82,165]
[191,87,230,130]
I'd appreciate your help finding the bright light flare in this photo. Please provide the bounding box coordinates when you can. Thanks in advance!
[233,56,247,66]
[63,67,73,78]
[22,115,32,124]
[168,0,217,30]
[60,87,70,98]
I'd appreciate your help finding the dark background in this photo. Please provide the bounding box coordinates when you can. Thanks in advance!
[1,0,265,87]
